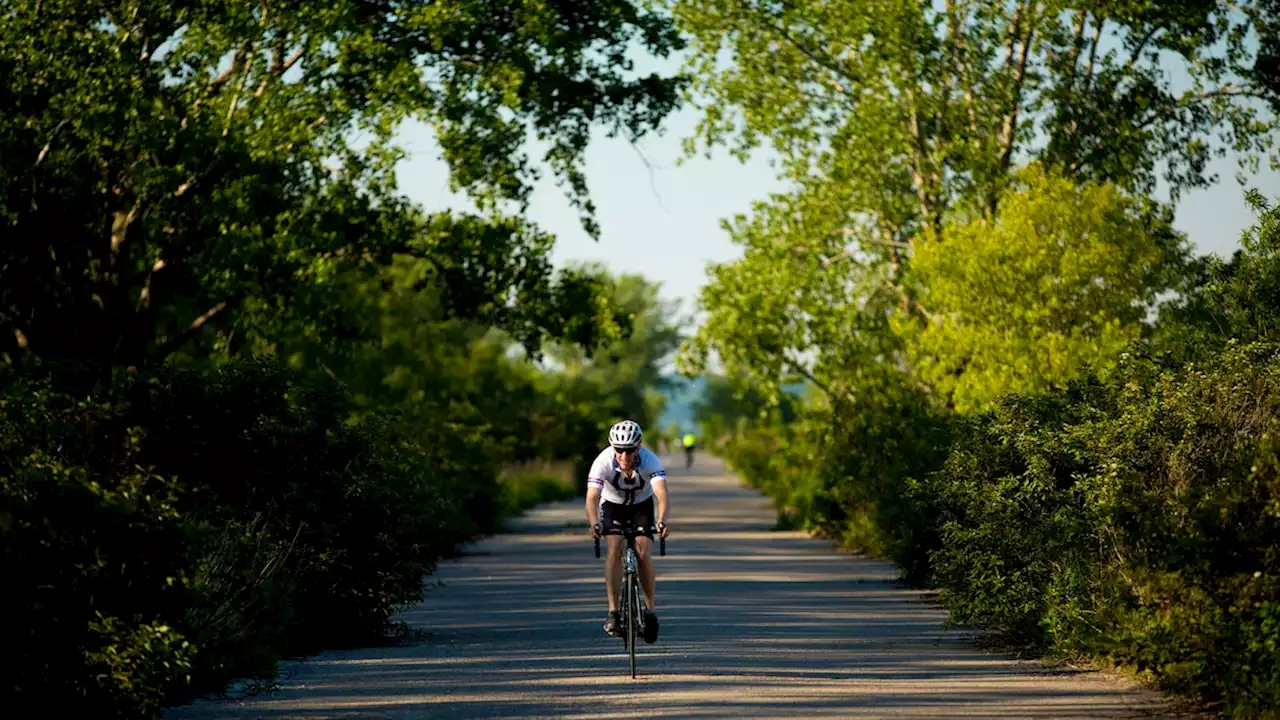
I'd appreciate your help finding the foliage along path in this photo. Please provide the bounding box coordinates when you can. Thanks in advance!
[165,456,1197,719]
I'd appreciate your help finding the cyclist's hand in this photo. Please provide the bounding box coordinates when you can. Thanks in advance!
[591,522,602,539]
[657,521,669,539]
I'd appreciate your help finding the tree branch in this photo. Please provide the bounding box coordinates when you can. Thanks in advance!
[1064,10,1087,87]
[35,119,70,167]
[866,235,912,250]
[110,199,141,266]
[937,0,964,151]
[998,2,1038,173]
[1083,20,1103,92]
[837,226,912,250]
[782,352,854,406]
[903,85,938,238]
[756,14,859,88]
[257,44,305,97]
[208,46,248,90]
[955,24,981,136]
[223,42,258,135]
[1129,84,1257,131]
[135,257,167,312]
[140,16,190,63]
[279,46,305,76]
[1125,23,1164,71]
[156,298,236,359]
[182,45,249,130]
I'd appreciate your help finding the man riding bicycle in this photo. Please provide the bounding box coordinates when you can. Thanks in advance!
[586,419,670,641]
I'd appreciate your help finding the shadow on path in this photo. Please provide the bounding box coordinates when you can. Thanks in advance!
[165,456,1196,720]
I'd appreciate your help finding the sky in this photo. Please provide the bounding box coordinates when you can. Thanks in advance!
[391,57,1280,325]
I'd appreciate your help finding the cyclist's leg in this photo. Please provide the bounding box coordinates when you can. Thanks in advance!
[635,526,661,643]
[605,534,624,611]
[633,497,658,609]
[635,535,656,609]
[600,500,622,606]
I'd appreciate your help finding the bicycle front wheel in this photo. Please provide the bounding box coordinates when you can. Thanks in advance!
[626,573,638,678]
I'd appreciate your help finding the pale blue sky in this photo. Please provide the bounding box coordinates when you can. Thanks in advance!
[391,58,1280,324]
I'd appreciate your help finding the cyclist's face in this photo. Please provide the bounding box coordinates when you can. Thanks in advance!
[614,445,639,470]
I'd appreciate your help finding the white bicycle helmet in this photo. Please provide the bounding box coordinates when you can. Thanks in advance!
[609,419,643,449]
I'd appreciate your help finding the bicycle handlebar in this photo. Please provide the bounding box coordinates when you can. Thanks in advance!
[592,522,667,556]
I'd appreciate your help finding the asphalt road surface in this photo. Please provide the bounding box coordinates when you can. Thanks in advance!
[165,455,1196,719]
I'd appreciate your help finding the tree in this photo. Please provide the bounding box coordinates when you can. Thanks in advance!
[692,373,799,446]
[675,181,908,410]
[1153,188,1280,354]
[545,265,686,418]
[0,0,686,369]
[672,0,1280,401]
[902,163,1190,413]
[532,266,688,480]
[676,0,1279,240]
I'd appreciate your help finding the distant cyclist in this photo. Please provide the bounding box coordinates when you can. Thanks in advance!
[586,420,670,641]
[682,431,696,469]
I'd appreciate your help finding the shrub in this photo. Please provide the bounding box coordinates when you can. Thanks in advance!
[1,358,496,717]
[0,373,194,718]
[923,342,1280,716]
[719,375,950,585]
[499,472,577,516]
[925,385,1107,646]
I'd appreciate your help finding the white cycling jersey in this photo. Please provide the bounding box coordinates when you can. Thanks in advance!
[586,446,667,505]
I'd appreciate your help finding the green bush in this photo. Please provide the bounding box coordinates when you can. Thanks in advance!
[0,374,195,718]
[499,472,577,516]
[723,340,1280,716]
[924,343,1280,716]
[1,359,494,717]
[925,385,1108,646]
[718,374,949,584]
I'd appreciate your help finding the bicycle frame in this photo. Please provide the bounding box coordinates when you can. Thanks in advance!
[594,520,666,678]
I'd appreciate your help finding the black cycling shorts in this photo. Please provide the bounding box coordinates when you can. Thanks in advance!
[600,496,655,538]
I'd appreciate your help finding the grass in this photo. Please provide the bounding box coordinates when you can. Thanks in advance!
[498,460,578,516]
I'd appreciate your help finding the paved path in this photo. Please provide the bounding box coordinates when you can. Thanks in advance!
[165,456,1195,719]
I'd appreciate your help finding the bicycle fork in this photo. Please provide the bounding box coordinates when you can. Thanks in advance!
[624,546,646,640]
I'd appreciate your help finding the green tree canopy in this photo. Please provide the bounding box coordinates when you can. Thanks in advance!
[675,0,1280,238]
[902,163,1189,412]
[673,0,1280,410]
[1,0,685,368]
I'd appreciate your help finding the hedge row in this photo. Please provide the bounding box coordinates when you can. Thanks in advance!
[726,345,1280,716]
[724,341,1280,717]
[932,342,1280,715]
[1,359,503,718]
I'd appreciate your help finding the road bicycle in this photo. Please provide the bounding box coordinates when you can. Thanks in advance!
[594,520,666,678]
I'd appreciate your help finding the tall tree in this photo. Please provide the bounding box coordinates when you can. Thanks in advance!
[677,0,1278,240]
[543,265,687,428]
[903,163,1188,413]
[0,0,686,368]
[674,0,1279,403]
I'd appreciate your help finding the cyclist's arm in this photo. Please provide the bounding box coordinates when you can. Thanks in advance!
[585,451,609,533]
[652,476,669,528]
[641,449,669,528]
[585,483,602,531]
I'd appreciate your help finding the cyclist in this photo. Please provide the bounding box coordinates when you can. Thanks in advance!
[682,431,696,469]
[586,419,670,641]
